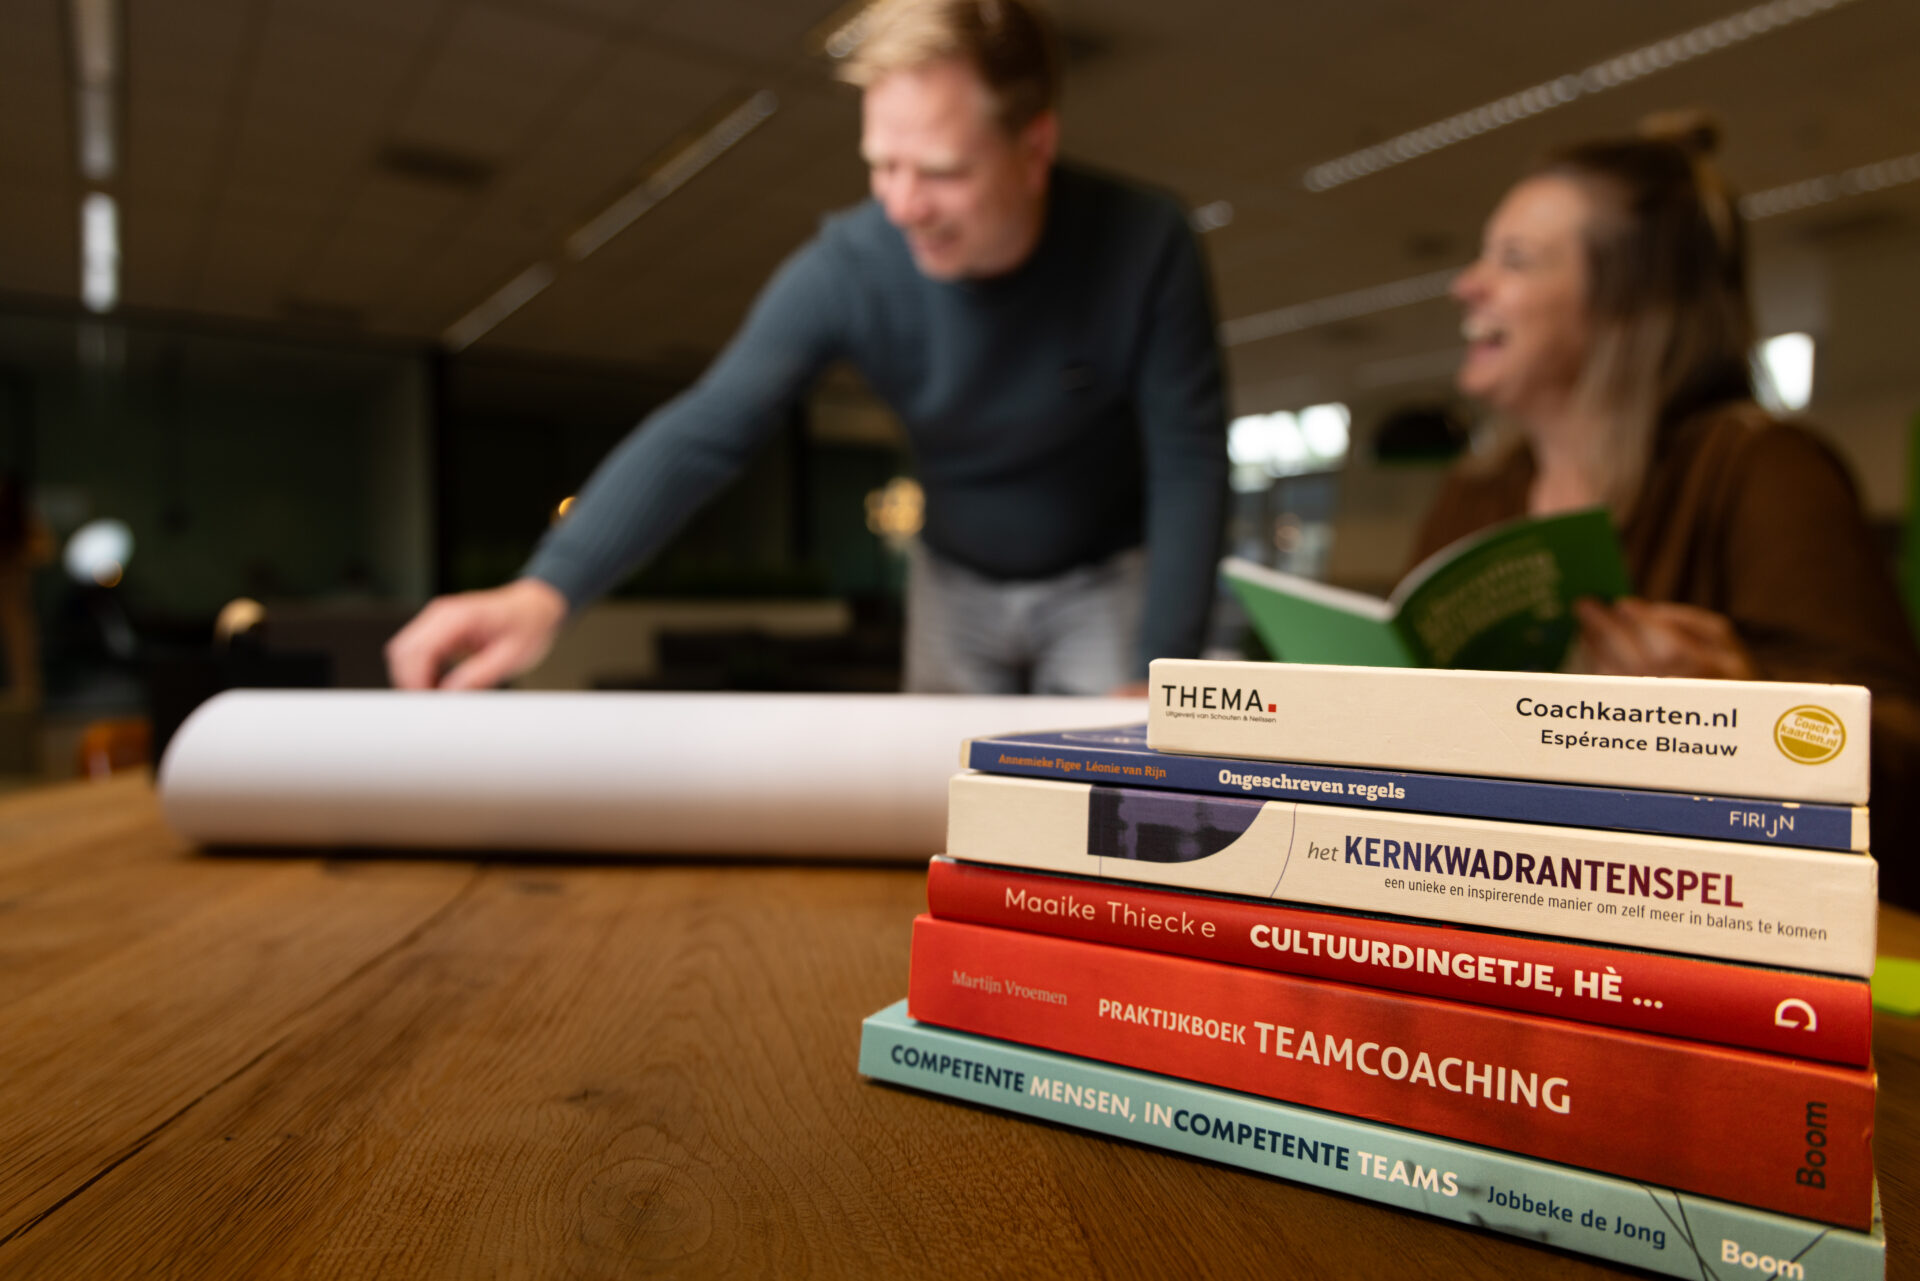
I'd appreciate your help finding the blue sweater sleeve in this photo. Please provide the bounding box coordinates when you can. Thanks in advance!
[521,238,848,608]
[1130,221,1229,670]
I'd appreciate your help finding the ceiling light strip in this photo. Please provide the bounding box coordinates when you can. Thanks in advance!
[823,5,875,60]
[443,263,557,352]
[564,91,779,262]
[76,85,116,183]
[1221,266,1460,347]
[1742,148,1920,219]
[1226,143,1920,347]
[80,192,119,314]
[71,0,119,181]
[442,90,778,351]
[1303,0,1862,194]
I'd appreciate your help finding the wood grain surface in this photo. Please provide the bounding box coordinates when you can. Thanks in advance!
[0,775,1911,1279]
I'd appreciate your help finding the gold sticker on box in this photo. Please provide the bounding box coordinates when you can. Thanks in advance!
[1774,705,1845,764]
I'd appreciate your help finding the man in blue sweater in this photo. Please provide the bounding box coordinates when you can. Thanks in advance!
[387,0,1227,695]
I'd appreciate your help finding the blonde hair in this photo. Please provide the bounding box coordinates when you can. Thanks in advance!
[1531,111,1757,510]
[836,0,1059,134]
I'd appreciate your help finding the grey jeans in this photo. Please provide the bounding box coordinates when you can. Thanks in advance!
[902,541,1147,695]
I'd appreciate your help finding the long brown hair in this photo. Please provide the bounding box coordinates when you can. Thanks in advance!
[1533,112,1756,506]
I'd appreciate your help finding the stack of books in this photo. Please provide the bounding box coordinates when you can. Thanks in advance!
[860,659,1887,1278]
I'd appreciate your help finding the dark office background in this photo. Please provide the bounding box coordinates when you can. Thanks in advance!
[3,0,1918,773]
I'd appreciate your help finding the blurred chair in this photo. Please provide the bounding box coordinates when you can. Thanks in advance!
[76,716,150,778]
[0,696,36,775]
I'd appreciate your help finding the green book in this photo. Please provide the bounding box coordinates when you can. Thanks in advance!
[1224,507,1631,671]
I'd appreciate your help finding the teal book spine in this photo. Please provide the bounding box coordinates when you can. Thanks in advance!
[859,1001,1884,1281]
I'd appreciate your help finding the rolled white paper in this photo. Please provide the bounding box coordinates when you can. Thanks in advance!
[157,690,1145,860]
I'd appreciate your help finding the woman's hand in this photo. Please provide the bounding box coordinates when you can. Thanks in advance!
[1573,597,1758,681]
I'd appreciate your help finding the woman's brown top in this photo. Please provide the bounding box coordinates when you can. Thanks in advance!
[1411,402,1920,906]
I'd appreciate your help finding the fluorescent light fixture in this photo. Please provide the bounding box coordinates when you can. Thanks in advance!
[1743,149,1920,219]
[1222,266,1458,347]
[71,0,116,81]
[1303,0,1860,193]
[1230,403,1351,490]
[821,2,878,59]
[1229,411,1296,469]
[71,0,118,181]
[565,91,779,262]
[1228,141,1920,348]
[1756,332,1815,412]
[442,262,556,352]
[77,86,115,182]
[1298,403,1352,460]
[80,192,118,313]
[443,90,778,351]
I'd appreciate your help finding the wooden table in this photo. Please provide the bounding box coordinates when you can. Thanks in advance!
[1,776,1913,1279]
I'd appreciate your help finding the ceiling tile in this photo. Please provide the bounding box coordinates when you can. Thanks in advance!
[395,3,606,159]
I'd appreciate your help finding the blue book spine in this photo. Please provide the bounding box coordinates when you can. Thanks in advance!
[860,1002,1884,1281]
[967,726,1865,851]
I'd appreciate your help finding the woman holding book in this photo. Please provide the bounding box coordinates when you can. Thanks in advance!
[1416,113,1920,906]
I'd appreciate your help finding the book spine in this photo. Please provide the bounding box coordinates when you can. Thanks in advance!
[906,917,1876,1227]
[947,773,1879,977]
[965,733,1867,851]
[1145,658,1871,805]
[860,1001,1886,1281]
[926,858,1873,1065]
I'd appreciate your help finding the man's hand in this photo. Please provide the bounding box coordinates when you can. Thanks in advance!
[385,577,570,690]
[1574,597,1758,681]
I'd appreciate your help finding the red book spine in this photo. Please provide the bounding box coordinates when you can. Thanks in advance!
[925,858,1872,1066]
[907,916,1875,1227]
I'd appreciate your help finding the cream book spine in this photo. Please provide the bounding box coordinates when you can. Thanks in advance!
[946,771,1878,976]
[1146,659,1870,805]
